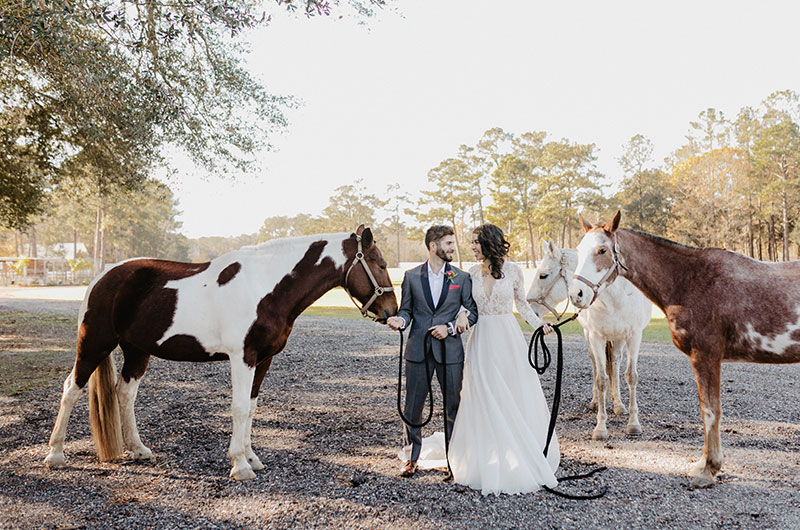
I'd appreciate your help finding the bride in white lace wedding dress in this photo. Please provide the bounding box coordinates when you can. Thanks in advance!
[447,225,560,495]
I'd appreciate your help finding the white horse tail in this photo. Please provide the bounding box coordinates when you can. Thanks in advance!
[88,355,124,461]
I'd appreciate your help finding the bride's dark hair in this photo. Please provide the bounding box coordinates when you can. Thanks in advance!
[474,224,510,279]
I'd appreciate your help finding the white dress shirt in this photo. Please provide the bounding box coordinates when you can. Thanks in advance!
[428,262,445,307]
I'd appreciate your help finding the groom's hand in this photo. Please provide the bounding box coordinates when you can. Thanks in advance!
[455,312,470,334]
[387,316,404,331]
[429,325,448,340]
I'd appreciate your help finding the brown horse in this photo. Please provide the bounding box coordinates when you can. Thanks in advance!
[569,211,800,488]
[45,225,397,480]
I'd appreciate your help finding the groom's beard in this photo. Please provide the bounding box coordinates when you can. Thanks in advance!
[435,245,453,262]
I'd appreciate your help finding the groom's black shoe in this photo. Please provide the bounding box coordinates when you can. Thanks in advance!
[400,461,418,478]
[443,470,454,483]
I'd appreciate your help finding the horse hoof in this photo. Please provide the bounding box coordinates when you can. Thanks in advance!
[230,467,257,481]
[591,428,608,441]
[588,401,598,411]
[689,473,716,489]
[626,424,642,436]
[613,405,628,415]
[247,455,265,471]
[45,452,66,468]
[132,448,154,462]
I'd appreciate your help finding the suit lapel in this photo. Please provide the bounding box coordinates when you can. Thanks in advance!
[420,262,435,311]
[434,262,452,311]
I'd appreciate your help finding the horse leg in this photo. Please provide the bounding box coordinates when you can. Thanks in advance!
[607,341,627,415]
[117,341,153,461]
[584,328,599,411]
[244,357,273,472]
[689,350,723,488]
[587,333,609,441]
[44,367,82,468]
[624,333,642,435]
[45,328,120,467]
[229,356,257,481]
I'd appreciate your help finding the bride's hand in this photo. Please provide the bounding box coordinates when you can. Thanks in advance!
[541,323,554,335]
[455,312,470,334]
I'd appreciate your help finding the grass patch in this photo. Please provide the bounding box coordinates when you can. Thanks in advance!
[304,306,675,345]
[0,311,76,396]
[302,306,370,320]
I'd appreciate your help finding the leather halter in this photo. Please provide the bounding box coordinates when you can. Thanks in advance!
[343,234,394,320]
[572,239,627,306]
[531,252,571,322]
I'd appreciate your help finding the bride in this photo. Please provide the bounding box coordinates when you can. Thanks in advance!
[448,223,560,495]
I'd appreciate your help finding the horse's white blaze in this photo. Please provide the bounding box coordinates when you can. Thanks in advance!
[742,313,800,356]
[158,234,349,351]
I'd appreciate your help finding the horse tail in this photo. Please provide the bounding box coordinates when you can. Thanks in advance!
[88,355,124,461]
[605,341,615,380]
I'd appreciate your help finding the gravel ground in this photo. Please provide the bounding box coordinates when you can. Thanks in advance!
[1,303,799,529]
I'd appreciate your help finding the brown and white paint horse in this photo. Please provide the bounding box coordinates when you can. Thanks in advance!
[569,211,800,488]
[45,226,397,481]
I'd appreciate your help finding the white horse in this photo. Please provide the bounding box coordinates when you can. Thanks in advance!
[527,239,651,440]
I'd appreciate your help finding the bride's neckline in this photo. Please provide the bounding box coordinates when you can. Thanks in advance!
[479,263,505,300]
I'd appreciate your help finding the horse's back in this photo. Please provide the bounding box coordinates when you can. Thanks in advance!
[81,258,211,337]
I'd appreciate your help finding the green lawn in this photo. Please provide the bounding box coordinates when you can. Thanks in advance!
[302,306,675,345]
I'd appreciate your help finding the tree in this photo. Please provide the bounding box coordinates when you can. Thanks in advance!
[317,179,384,233]
[752,119,800,260]
[615,135,671,234]
[258,214,314,240]
[486,132,548,264]
[537,139,604,247]
[668,148,751,249]
[417,158,473,266]
[0,0,387,227]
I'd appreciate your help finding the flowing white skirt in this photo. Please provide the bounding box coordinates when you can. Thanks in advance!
[449,314,559,495]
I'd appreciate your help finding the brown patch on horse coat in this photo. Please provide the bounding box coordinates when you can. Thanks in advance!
[75,259,211,386]
[243,240,340,367]
[217,262,241,286]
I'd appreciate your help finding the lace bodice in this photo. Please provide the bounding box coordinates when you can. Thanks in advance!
[470,262,543,328]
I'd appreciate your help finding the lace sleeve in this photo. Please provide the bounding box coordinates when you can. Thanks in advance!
[512,264,543,328]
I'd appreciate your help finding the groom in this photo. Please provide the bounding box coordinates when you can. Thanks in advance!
[387,225,478,478]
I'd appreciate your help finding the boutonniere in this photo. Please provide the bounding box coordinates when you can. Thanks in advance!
[444,270,456,283]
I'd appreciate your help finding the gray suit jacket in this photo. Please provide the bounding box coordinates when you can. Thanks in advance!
[397,262,479,364]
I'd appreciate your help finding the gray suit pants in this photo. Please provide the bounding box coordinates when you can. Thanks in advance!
[403,352,463,462]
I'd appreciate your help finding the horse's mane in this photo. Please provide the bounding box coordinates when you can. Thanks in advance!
[623,228,700,252]
[239,233,350,254]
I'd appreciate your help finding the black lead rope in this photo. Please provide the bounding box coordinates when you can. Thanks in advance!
[529,315,608,500]
[396,330,451,473]
[396,330,435,428]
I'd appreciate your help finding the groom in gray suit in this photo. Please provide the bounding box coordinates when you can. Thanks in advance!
[387,225,478,478]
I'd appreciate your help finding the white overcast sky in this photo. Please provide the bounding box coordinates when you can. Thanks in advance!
[166,0,800,238]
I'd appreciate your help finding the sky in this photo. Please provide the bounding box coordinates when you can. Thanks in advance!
[166,0,800,238]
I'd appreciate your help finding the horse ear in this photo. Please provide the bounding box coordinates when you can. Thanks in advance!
[603,210,621,233]
[541,240,550,256]
[548,239,559,256]
[355,224,365,236]
[579,214,593,233]
[361,227,374,247]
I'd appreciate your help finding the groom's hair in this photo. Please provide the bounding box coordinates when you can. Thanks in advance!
[424,225,455,250]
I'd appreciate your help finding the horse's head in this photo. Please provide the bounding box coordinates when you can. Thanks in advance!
[342,225,399,323]
[569,210,624,309]
[527,239,574,320]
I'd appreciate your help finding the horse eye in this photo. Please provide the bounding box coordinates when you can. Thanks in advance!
[598,248,607,255]
[539,273,549,279]
[380,265,387,270]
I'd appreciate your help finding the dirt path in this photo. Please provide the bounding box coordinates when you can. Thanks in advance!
[0,302,798,529]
